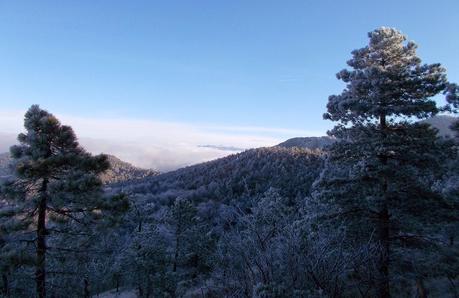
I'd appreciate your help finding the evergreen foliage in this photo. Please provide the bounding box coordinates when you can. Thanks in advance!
[1,27,458,297]
[314,27,458,297]
[0,105,128,297]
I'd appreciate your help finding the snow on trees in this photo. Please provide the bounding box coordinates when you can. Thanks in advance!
[314,27,458,297]
[0,105,128,297]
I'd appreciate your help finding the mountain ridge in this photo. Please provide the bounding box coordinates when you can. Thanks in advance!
[276,136,335,150]
[0,152,158,184]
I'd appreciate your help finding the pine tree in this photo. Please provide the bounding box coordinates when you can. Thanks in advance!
[313,27,458,297]
[0,105,128,297]
[167,197,215,296]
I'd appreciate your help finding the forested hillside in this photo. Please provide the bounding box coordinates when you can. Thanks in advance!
[1,27,459,298]
[101,155,159,184]
[112,146,323,203]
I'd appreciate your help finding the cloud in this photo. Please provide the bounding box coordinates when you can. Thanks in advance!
[197,145,245,152]
[0,109,323,171]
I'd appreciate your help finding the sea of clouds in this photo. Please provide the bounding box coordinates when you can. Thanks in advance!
[0,110,322,172]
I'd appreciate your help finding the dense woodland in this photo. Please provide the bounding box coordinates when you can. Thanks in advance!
[1,27,459,297]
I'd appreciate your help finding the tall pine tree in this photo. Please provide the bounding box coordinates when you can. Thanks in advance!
[313,28,458,297]
[0,105,128,297]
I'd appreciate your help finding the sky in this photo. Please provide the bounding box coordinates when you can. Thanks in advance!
[1,0,458,170]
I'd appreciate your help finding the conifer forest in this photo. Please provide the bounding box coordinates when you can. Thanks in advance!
[1,21,459,298]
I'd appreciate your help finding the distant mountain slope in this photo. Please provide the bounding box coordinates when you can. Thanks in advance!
[276,116,457,151]
[0,152,11,178]
[111,146,324,205]
[422,115,457,137]
[276,136,335,150]
[101,155,159,184]
[0,153,158,184]
[110,116,458,204]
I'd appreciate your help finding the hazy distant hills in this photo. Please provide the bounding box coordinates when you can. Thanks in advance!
[0,153,158,184]
[0,115,456,186]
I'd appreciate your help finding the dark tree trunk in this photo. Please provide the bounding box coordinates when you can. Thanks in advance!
[2,273,8,297]
[447,276,458,298]
[415,278,428,298]
[378,206,390,298]
[378,114,391,298]
[138,285,143,297]
[173,237,179,273]
[36,178,48,298]
[173,218,182,273]
[84,278,90,298]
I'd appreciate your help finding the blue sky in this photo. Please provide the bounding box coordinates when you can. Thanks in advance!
[1,1,458,169]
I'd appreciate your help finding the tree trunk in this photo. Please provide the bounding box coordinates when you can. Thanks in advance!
[447,276,458,298]
[173,218,182,273]
[173,236,179,273]
[138,285,143,297]
[378,206,390,298]
[36,178,48,298]
[84,278,90,298]
[415,278,428,298]
[378,114,391,298]
[2,273,8,297]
